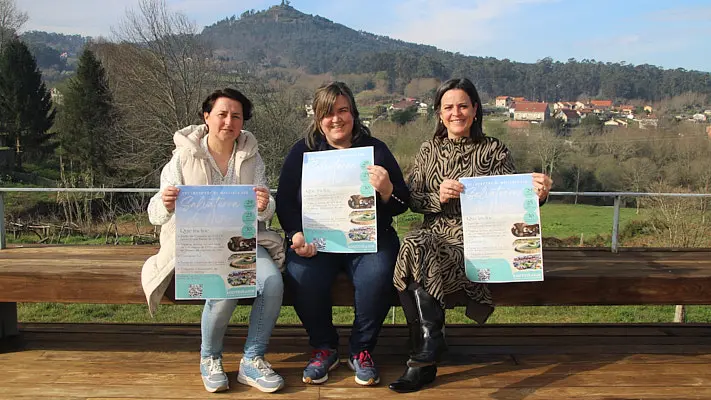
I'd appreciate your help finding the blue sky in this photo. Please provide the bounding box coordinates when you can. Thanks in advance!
[17,0,711,72]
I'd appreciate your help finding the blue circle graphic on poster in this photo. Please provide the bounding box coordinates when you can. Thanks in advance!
[241,225,256,238]
[360,184,374,196]
[242,212,256,223]
[524,212,538,224]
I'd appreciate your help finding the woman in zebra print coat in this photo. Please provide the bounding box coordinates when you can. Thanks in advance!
[388,78,552,393]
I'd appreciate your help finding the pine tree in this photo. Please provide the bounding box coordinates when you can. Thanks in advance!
[56,48,116,183]
[0,38,55,170]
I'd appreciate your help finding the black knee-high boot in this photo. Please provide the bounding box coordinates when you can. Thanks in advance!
[407,285,447,367]
[388,289,438,393]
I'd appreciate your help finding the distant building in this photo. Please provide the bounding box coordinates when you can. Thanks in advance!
[506,120,532,134]
[644,105,654,114]
[590,100,613,109]
[495,96,512,108]
[692,113,707,123]
[604,119,628,128]
[513,101,550,122]
[638,115,659,129]
[304,104,314,117]
[556,109,580,126]
[619,105,634,116]
[389,99,417,112]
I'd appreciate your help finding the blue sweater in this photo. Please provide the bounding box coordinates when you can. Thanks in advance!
[276,135,410,243]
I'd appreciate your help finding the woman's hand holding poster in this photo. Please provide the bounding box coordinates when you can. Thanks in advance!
[174,185,258,299]
[459,174,544,283]
[301,147,377,253]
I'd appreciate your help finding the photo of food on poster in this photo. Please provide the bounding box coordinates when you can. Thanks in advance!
[301,147,377,253]
[459,174,544,283]
[174,185,258,299]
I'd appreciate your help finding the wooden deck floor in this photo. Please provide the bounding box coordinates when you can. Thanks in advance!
[3,323,711,399]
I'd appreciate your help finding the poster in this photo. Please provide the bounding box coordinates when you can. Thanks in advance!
[301,147,377,253]
[174,185,258,299]
[459,174,544,283]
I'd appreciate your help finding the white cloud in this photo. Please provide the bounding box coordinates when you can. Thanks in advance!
[384,0,560,55]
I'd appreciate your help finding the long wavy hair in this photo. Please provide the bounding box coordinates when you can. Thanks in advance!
[433,78,484,141]
[305,81,371,150]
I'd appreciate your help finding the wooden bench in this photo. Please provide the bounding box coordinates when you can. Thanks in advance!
[1,245,711,339]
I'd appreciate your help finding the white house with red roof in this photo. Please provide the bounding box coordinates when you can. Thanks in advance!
[514,101,550,122]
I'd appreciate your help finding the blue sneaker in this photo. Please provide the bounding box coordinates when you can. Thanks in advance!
[237,356,285,393]
[347,350,380,386]
[200,356,229,392]
[302,349,339,384]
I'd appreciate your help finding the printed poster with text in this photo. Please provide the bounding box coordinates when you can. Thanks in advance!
[174,185,258,300]
[302,146,377,253]
[459,174,544,283]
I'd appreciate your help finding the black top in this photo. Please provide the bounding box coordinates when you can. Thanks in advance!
[276,134,410,244]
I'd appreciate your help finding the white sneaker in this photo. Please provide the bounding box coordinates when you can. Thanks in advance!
[237,356,285,393]
[200,356,229,393]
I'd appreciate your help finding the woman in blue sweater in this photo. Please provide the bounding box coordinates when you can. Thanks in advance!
[276,81,410,387]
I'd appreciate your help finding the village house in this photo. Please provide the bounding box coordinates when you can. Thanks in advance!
[495,96,512,108]
[638,115,659,129]
[604,119,629,128]
[389,99,418,113]
[590,100,613,110]
[505,120,532,135]
[618,105,634,116]
[692,113,707,123]
[514,101,550,123]
[556,109,581,126]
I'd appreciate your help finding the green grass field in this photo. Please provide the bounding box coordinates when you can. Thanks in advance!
[13,202,699,325]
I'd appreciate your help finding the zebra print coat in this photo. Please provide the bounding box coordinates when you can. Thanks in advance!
[394,135,516,324]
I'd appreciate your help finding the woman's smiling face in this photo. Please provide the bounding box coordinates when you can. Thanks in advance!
[319,95,354,149]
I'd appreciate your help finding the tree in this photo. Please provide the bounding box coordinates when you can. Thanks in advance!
[97,0,214,184]
[56,48,116,183]
[390,106,418,126]
[0,0,27,53]
[0,39,55,170]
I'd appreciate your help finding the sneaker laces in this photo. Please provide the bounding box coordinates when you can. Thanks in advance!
[309,349,332,367]
[206,357,225,376]
[355,350,374,369]
[253,357,275,375]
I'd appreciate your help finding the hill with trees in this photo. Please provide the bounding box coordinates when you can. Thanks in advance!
[201,4,711,102]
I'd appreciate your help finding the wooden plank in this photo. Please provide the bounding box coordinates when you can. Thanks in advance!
[5,323,711,399]
[1,246,711,305]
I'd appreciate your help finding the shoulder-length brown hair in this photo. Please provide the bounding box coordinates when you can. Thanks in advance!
[433,78,484,141]
[305,81,371,150]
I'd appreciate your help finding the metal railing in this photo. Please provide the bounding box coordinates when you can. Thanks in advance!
[0,188,710,250]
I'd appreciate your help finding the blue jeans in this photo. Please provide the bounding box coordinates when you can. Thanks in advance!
[284,228,399,356]
[200,245,284,360]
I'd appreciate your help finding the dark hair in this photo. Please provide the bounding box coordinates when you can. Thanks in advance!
[305,81,371,150]
[433,78,484,140]
[200,88,253,121]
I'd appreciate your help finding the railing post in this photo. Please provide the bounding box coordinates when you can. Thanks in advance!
[611,195,621,253]
[0,192,5,250]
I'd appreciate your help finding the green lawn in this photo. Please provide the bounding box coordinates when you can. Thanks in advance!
[18,303,711,325]
[539,203,646,241]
